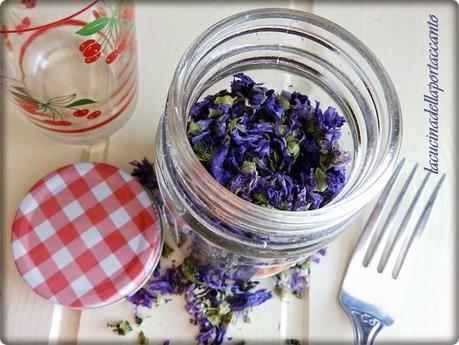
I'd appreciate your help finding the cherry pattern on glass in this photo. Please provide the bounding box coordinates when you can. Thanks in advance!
[21,0,37,9]
[2,15,32,52]
[76,0,134,64]
[10,87,100,127]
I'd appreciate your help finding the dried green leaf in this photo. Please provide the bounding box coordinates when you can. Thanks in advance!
[314,168,328,192]
[107,320,133,336]
[214,95,235,106]
[138,331,148,345]
[187,121,204,136]
[161,242,174,258]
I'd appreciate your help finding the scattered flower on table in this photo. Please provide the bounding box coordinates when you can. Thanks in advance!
[274,248,327,299]
[116,159,328,345]
[138,331,148,345]
[107,320,133,336]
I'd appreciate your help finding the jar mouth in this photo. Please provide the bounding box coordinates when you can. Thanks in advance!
[0,0,99,34]
[164,9,401,239]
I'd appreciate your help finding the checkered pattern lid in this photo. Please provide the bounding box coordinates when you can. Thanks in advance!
[12,163,162,309]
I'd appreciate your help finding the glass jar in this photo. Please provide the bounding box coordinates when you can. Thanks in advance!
[0,0,138,144]
[155,8,402,279]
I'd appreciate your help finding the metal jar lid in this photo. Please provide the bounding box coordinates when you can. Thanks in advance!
[11,162,162,309]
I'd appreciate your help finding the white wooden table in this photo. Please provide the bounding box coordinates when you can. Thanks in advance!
[2,1,457,344]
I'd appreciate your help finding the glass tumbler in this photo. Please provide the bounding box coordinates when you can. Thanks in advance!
[0,0,138,144]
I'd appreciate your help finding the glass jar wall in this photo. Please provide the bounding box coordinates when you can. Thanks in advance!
[155,8,401,278]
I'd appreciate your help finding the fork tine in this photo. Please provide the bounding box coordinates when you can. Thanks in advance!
[362,160,416,266]
[354,159,405,265]
[391,173,446,279]
[377,171,430,273]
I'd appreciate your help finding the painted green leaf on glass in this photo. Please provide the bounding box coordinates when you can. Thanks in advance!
[49,94,77,105]
[10,91,40,104]
[66,98,97,108]
[13,86,29,95]
[76,17,111,36]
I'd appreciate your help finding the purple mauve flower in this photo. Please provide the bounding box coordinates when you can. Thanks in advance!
[290,269,309,295]
[321,106,346,129]
[250,121,274,134]
[196,118,214,132]
[229,289,273,311]
[231,73,255,94]
[228,174,252,194]
[262,90,285,119]
[130,158,158,188]
[210,146,230,184]
[290,91,312,108]
[187,73,350,212]
[149,268,184,294]
[128,158,327,345]
[326,168,346,195]
[191,95,215,119]
[190,129,211,144]
[127,288,155,309]
[249,88,265,106]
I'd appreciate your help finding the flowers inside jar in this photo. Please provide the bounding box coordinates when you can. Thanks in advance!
[187,73,351,213]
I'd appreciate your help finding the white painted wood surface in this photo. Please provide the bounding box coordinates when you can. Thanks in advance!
[2,1,312,344]
[309,2,457,344]
[2,1,457,344]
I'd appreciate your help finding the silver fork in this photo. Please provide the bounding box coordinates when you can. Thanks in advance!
[339,159,445,345]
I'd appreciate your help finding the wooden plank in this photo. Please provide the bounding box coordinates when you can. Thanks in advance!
[309,1,457,343]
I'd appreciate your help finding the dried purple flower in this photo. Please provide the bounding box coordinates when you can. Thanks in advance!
[187,73,350,212]
[231,73,255,94]
[274,248,327,299]
[127,288,155,309]
[127,256,272,345]
[130,158,162,206]
[127,158,326,344]
[130,158,158,188]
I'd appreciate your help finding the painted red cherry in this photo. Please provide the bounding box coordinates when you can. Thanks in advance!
[79,39,95,52]
[17,99,39,113]
[6,40,13,52]
[15,24,24,34]
[22,17,31,27]
[73,109,89,117]
[43,119,72,126]
[105,49,119,64]
[87,111,101,119]
[56,120,72,126]
[117,35,128,52]
[93,10,102,18]
[120,8,134,21]
[2,25,9,39]
[85,52,101,64]
[21,0,36,9]
[83,42,101,57]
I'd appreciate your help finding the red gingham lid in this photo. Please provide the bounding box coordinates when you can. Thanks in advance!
[11,163,162,309]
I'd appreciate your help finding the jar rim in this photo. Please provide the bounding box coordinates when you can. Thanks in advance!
[165,8,402,233]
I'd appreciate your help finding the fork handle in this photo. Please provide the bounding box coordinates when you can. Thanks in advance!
[348,310,384,345]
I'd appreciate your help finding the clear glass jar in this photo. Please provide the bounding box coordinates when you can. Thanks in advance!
[155,8,402,278]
